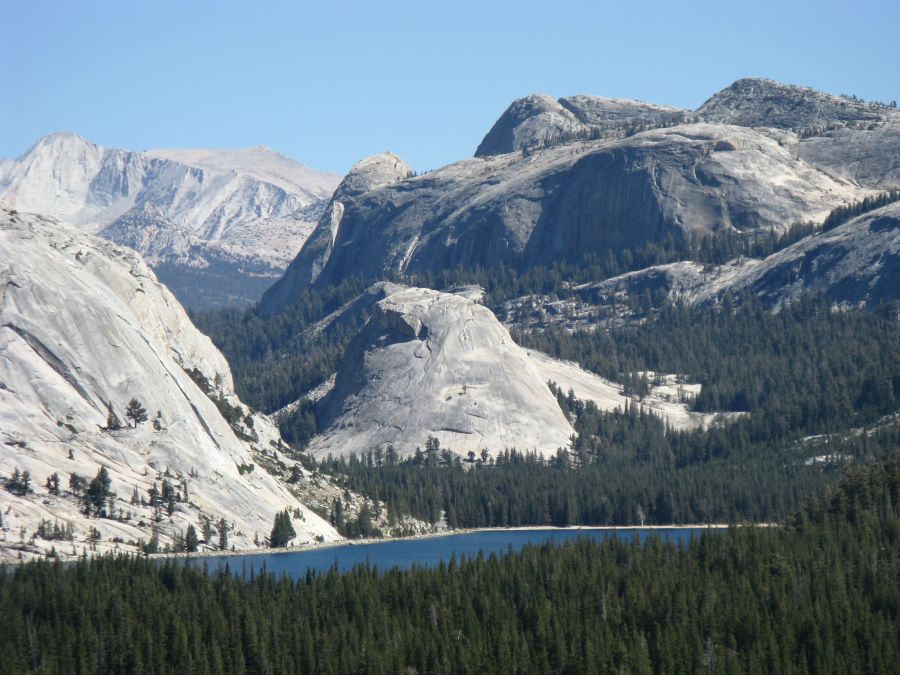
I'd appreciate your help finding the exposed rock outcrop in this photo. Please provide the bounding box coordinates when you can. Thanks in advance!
[262,79,899,309]
[308,286,575,458]
[697,77,900,131]
[263,123,870,309]
[305,285,725,458]
[0,209,341,561]
[261,153,411,314]
[538,201,900,314]
[475,94,588,157]
[475,93,689,157]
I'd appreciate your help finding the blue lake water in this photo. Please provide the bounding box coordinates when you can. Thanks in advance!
[190,527,715,579]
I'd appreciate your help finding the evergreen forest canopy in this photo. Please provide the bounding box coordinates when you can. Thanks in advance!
[1,455,897,674]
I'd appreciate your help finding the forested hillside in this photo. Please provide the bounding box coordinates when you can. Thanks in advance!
[196,289,899,529]
[1,455,897,673]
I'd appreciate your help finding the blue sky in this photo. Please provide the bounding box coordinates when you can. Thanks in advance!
[2,0,898,174]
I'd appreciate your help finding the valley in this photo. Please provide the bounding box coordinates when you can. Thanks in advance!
[2,68,898,673]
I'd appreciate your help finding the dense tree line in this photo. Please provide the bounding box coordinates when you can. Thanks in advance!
[820,189,900,231]
[0,455,897,674]
[288,295,898,530]
[191,277,366,412]
[516,296,900,440]
[312,405,898,529]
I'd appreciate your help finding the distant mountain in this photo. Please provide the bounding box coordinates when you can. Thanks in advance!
[475,93,688,156]
[262,78,900,312]
[0,208,346,561]
[696,77,900,130]
[0,133,340,308]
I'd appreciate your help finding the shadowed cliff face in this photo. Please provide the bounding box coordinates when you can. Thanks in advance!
[262,125,870,310]
[259,153,411,314]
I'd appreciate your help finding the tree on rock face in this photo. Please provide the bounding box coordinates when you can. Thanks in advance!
[105,402,123,431]
[125,398,148,428]
[86,466,113,517]
[217,518,229,550]
[269,510,296,548]
[185,524,199,552]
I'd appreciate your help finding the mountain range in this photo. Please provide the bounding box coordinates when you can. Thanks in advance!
[262,78,900,313]
[0,134,340,309]
[3,77,899,558]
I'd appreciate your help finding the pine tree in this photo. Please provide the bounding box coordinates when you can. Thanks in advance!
[185,524,199,552]
[125,398,148,428]
[201,516,213,543]
[269,510,296,548]
[105,402,123,431]
[86,467,113,517]
[217,518,229,550]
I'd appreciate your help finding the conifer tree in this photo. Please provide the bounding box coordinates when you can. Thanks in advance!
[86,467,113,517]
[105,402,123,431]
[125,398,148,428]
[217,518,229,550]
[185,524,199,552]
[269,510,296,548]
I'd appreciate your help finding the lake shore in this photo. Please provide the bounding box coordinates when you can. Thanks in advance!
[163,523,744,562]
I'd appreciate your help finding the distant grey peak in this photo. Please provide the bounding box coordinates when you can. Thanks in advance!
[338,152,412,198]
[475,94,586,157]
[257,154,411,313]
[559,95,687,127]
[0,132,341,308]
[697,77,900,130]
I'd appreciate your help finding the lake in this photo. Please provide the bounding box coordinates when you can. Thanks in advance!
[190,527,717,579]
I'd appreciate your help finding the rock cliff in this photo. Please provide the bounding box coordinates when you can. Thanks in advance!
[0,208,340,561]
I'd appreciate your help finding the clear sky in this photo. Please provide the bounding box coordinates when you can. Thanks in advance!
[2,0,898,174]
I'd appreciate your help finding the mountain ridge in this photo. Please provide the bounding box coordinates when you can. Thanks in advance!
[0,133,341,309]
[260,78,899,312]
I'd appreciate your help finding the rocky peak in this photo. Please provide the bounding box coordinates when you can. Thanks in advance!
[26,131,97,156]
[309,286,576,458]
[475,94,585,156]
[697,77,900,130]
[475,93,691,157]
[258,152,412,313]
[337,151,412,198]
[559,95,687,127]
